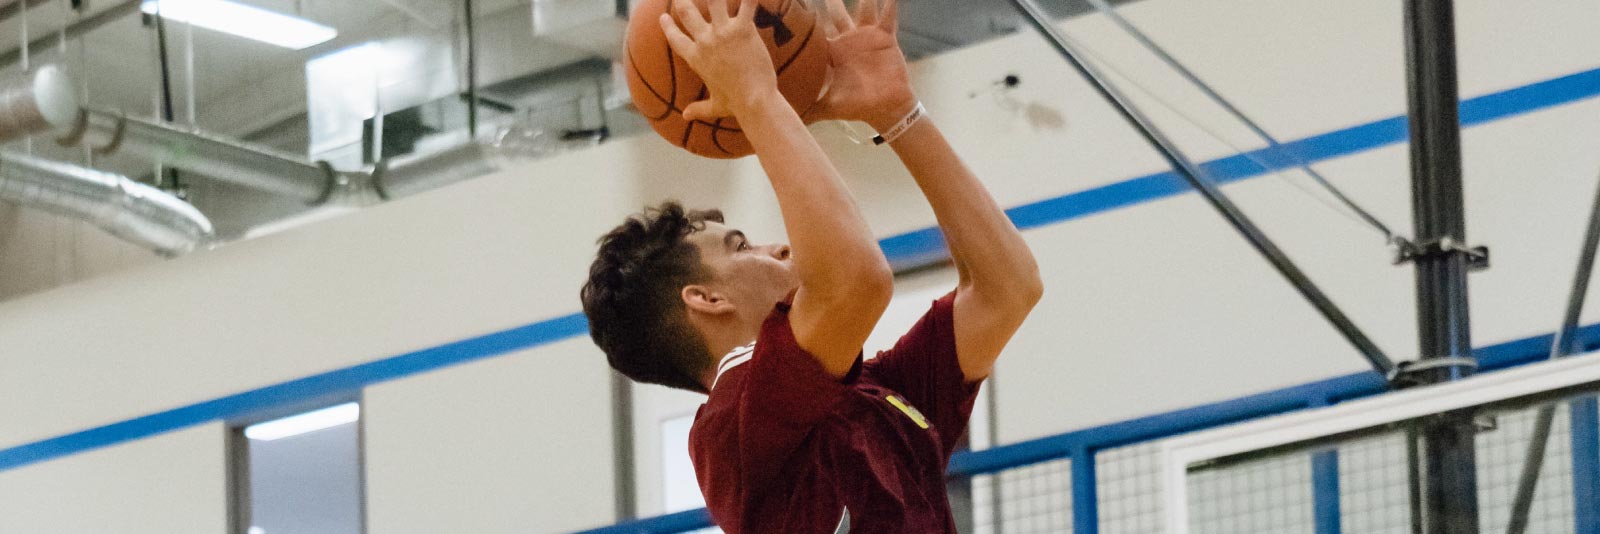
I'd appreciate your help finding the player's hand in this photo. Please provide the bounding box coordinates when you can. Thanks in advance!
[805,0,916,132]
[660,0,782,122]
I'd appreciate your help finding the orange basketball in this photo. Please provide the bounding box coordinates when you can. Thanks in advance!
[624,0,830,159]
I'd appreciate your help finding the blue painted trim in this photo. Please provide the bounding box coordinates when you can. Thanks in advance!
[881,66,1600,271]
[0,64,1593,482]
[592,326,1600,534]
[575,508,714,534]
[0,313,588,471]
[947,322,1600,478]
[1071,446,1099,534]
[1312,451,1341,534]
[1309,396,1342,534]
[947,373,1384,476]
[1571,397,1600,534]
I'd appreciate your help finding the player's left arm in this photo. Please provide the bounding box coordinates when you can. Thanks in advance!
[889,122,1041,382]
[812,0,1042,382]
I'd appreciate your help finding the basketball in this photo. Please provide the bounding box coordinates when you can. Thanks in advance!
[624,0,830,159]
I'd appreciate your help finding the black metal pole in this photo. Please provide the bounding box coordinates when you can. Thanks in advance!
[148,3,182,193]
[1401,1,1478,533]
[1504,169,1600,534]
[1004,0,1395,376]
[465,0,478,138]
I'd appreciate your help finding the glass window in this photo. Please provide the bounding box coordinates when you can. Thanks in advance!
[232,402,364,534]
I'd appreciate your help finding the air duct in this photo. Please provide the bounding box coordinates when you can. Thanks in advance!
[0,151,214,256]
[59,109,339,205]
[0,64,79,142]
[370,142,502,200]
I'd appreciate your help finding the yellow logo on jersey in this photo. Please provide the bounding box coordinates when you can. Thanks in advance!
[885,394,930,430]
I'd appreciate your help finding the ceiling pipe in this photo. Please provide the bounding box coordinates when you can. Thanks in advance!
[369,142,501,200]
[0,64,78,141]
[0,150,214,256]
[0,0,139,70]
[58,109,341,205]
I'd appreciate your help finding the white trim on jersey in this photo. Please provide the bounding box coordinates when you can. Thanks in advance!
[711,342,755,391]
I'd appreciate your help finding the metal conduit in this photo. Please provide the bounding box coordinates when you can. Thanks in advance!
[370,142,501,200]
[0,150,213,256]
[59,109,339,205]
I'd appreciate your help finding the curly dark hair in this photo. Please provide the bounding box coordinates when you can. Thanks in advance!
[581,201,725,393]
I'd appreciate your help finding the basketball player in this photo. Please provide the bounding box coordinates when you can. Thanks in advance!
[581,0,1041,530]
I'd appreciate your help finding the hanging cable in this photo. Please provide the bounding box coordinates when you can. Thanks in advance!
[1087,0,1402,246]
[1063,35,1379,234]
[1005,0,1395,376]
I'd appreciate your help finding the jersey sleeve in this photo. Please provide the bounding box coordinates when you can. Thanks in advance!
[862,290,982,458]
[726,301,860,497]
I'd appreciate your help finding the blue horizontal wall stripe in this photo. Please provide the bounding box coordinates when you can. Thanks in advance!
[2,66,1598,481]
[884,65,1600,271]
[0,313,588,471]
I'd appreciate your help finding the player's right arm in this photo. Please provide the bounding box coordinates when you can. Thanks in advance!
[661,0,892,377]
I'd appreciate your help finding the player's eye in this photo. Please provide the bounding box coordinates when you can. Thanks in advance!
[737,241,751,251]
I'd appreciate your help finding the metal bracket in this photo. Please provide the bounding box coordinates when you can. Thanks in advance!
[1387,356,1480,388]
[369,160,392,202]
[306,161,341,206]
[1392,237,1489,271]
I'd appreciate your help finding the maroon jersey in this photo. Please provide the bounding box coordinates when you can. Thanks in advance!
[689,291,980,533]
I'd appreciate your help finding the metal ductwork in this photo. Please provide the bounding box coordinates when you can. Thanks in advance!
[0,64,78,142]
[0,151,214,256]
[59,109,340,205]
[370,143,503,200]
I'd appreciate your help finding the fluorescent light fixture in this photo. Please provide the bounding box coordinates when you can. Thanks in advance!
[141,0,337,50]
[244,402,360,441]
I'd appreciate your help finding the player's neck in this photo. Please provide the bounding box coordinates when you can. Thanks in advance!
[698,319,760,365]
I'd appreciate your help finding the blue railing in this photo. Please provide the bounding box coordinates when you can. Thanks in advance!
[578,322,1600,534]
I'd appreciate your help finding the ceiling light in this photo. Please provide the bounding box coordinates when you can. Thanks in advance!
[140,0,337,50]
[244,403,360,441]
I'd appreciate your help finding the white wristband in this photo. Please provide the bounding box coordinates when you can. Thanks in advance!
[872,102,926,146]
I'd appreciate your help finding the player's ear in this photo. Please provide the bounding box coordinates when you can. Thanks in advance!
[682,284,736,315]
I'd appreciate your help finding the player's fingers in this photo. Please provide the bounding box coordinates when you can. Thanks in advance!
[856,0,879,26]
[734,0,756,23]
[673,0,711,35]
[825,0,853,34]
[709,0,731,23]
[879,0,899,31]
[684,99,730,122]
[660,14,699,57]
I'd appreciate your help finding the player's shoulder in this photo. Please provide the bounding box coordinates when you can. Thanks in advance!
[691,343,756,446]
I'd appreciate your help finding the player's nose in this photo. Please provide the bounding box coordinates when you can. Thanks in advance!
[770,244,791,261]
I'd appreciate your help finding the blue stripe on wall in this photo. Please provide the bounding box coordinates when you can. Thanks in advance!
[4,66,1600,473]
[883,66,1600,270]
[0,313,588,471]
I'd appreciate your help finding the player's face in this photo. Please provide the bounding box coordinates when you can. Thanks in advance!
[688,222,797,311]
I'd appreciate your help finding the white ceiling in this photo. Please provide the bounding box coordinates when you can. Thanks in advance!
[0,0,1128,239]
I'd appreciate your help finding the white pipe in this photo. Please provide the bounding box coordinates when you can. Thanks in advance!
[0,151,213,256]
[0,64,77,142]
[371,142,501,200]
[63,109,338,204]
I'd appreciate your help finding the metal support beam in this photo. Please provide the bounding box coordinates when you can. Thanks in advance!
[1399,1,1479,533]
[0,0,139,69]
[1571,398,1600,534]
[1070,446,1098,534]
[1003,0,1394,376]
[1312,451,1342,534]
[1506,169,1600,534]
